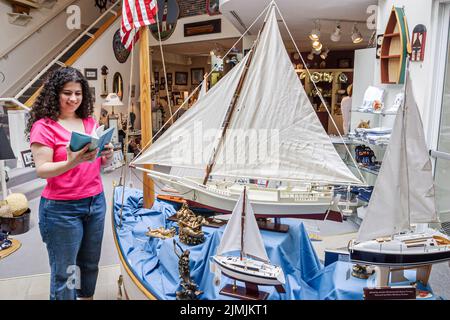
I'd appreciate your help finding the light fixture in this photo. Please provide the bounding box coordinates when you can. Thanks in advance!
[309,20,321,41]
[312,40,322,51]
[313,47,321,55]
[103,92,124,115]
[330,22,341,42]
[351,23,363,44]
[320,48,330,60]
[307,51,314,60]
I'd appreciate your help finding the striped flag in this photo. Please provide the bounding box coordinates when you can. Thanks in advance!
[120,0,158,50]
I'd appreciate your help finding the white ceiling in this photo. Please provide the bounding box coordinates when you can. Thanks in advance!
[220,0,378,51]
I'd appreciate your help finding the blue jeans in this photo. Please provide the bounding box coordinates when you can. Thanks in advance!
[39,192,106,300]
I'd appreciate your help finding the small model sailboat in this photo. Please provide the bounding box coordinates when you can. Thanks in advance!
[349,73,450,267]
[212,188,285,299]
[132,4,363,222]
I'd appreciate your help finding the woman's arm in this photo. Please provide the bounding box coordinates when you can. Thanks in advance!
[31,143,98,179]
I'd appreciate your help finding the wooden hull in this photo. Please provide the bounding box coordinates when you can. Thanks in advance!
[149,171,343,222]
[112,186,157,300]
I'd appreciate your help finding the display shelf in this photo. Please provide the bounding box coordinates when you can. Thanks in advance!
[330,135,389,147]
[351,109,398,116]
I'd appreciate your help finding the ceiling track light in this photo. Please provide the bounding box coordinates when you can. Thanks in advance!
[330,22,341,42]
[309,20,321,41]
[320,48,330,60]
[312,40,322,51]
[351,22,363,44]
[307,51,314,60]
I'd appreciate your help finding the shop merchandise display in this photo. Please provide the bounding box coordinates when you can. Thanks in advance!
[349,74,450,271]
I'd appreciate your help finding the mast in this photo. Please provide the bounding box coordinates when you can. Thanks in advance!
[241,187,246,260]
[402,58,411,228]
[140,26,155,209]
[202,6,272,185]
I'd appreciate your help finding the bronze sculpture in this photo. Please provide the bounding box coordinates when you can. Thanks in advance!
[173,239,202,300]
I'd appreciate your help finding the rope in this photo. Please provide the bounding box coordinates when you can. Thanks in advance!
[154,1,174,124]
[272,0,367,185]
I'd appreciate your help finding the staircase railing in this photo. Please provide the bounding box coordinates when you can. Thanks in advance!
[0,0,79,60]
[0,98,31,112]
[15,0,122,106]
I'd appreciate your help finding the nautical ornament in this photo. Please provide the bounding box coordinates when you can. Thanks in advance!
[173,240,202,300]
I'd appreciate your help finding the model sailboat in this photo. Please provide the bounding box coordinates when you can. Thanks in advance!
[212,188,285,299]
[349,73,450,266]
[131,3,363,221]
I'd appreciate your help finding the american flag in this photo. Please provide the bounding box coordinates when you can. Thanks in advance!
[120,0,158,50]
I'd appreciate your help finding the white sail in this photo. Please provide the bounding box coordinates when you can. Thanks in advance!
[357,74,438,242]
[210,7,361,185]
[216,190,269,263]
[133,52,251,168]
[198,77,207,100]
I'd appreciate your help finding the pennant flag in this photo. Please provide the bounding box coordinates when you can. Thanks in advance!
[120,0,158,50]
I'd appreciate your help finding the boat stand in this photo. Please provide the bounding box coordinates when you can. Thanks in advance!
[374,264,433,287]
[220,281,269,300]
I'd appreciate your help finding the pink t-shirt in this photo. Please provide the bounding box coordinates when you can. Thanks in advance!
[30,117,103,200]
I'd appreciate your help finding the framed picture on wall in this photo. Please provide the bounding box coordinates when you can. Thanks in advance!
[175,72,188,85]
[84,68,98,80]
[191,68,204,85]
[20,149,35,168]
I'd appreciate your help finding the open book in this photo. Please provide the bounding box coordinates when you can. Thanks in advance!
[69,125,115,156]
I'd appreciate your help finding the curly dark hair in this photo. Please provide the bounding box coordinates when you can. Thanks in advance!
[25,67,94,140]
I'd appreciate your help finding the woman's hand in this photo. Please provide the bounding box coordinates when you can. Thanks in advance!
[101,143,114,166]
[66,144,99,168]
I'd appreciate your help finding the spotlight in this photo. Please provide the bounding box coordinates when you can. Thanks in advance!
[330,23,341,42]
[312,40,322,51]
[320,48,330,60]
[309,20,321,41]
[351,23,363,44]
[307,51,314,60]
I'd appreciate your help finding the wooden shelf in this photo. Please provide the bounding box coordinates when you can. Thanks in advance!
[380,55,401,59]
[383,32,400,38]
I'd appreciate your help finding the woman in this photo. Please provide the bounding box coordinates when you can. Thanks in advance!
[26,67,114,300]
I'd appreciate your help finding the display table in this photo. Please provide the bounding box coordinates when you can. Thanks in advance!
[113,187,438,300]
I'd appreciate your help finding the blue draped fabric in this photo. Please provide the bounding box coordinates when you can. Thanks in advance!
[113,187,437,300]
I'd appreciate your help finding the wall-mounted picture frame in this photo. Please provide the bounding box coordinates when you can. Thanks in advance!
[160,83,165,90]
[206,0,221,15]
[112,72,124,100]
[89,87,96,103]
[84,68,98,80]
[191,68,204,85]
[20,149,35,168]
[175,72,188,85]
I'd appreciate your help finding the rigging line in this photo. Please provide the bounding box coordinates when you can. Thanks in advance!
[273,1,367,185]
[154,0,174,124]
[119,28,138,228]
[129,4,271,164]
[403,59,411,228]
[130,167,194,196]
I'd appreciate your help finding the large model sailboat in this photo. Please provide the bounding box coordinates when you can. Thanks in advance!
[131,3,363,221]
[349,73,450,266]
[212,188,286,298]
